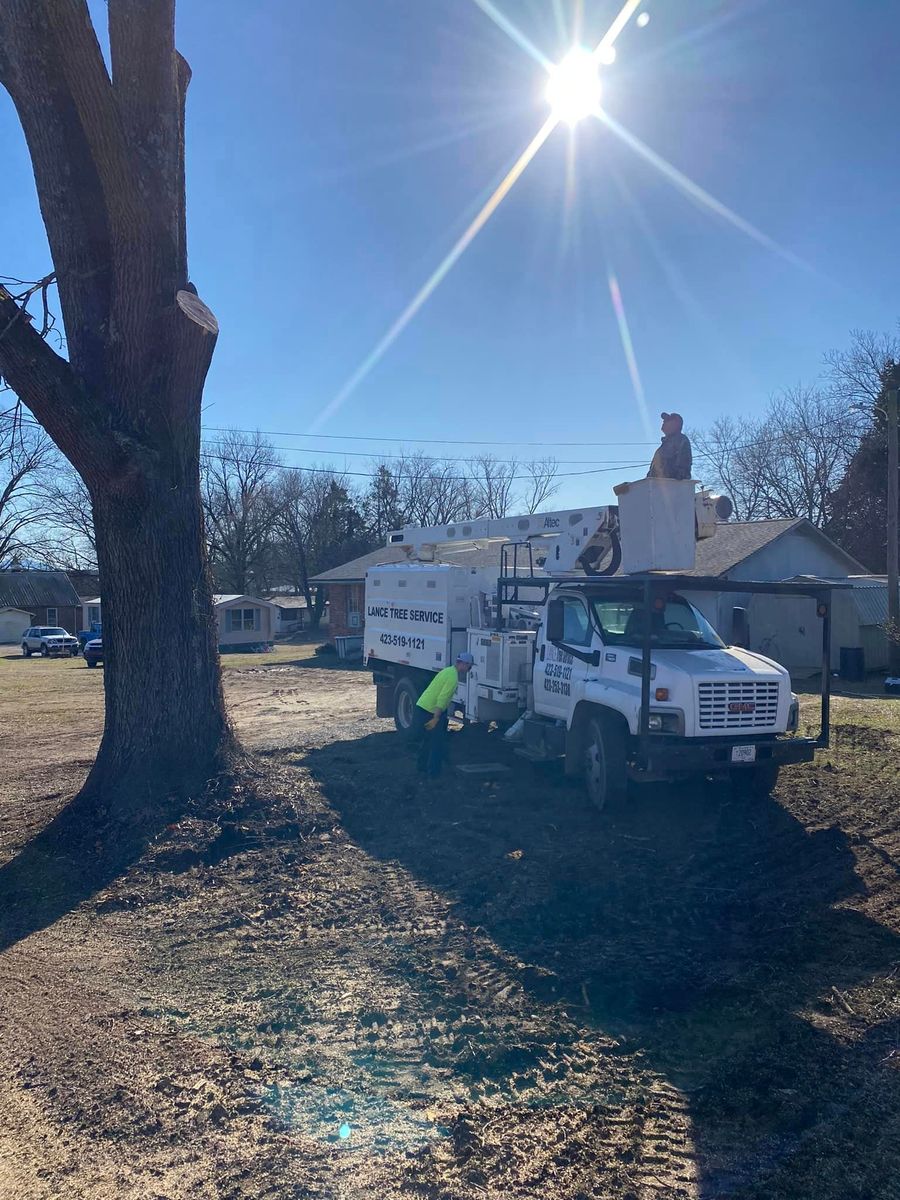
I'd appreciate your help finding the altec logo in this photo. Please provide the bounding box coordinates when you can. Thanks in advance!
[728,701,756,714]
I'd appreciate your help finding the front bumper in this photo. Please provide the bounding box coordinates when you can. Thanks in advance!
[638,735,818,775]
[45,644,77,656]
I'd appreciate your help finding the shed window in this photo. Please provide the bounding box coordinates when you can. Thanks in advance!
[46,607,58,625]
[227,607,260,632]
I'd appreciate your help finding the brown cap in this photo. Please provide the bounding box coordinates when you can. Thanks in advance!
[661,412,683,429]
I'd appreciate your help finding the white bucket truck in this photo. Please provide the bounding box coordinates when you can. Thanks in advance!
[365,479,835,809]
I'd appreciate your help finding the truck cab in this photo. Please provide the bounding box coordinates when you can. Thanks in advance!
[525,580,805,808]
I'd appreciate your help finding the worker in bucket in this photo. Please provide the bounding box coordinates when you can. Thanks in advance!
[647,411,693,480]
[412,651,475,777]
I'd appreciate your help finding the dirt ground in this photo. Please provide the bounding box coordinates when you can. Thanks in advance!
[0,647,898,1199]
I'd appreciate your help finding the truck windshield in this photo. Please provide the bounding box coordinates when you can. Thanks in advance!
[590,595,724,650]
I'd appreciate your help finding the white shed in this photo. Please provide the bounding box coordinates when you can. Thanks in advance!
[0,606,32,644]
[213,594,279,649]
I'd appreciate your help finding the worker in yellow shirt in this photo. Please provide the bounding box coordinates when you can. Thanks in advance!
[412,651,474,777]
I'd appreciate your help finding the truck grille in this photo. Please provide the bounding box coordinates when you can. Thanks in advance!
[697,681,780,730]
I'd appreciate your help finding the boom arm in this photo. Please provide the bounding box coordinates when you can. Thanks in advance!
[387,505,620,573]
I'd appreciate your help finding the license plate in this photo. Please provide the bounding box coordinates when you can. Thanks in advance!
[731,745,757,764]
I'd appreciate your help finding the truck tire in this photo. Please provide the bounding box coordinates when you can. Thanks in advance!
[40,645,48,657]
[583,713,626,812]
[731,762,780,797]
[87,659,97,668]
[393,676,420,738]
[22,643,30,657]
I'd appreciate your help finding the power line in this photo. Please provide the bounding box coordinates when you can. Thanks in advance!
[200,435,647,468]
[198,450,648,482]
[202,423,658,449]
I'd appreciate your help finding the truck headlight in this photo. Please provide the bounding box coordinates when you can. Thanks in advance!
[648,709,685,735]
[787,694,800,733]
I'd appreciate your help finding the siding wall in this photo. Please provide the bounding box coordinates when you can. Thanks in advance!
[215,603,275,646]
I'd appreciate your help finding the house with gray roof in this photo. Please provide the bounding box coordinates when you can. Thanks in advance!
[0,569,81,642]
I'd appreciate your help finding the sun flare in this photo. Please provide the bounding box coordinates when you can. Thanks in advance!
[545,47,602,126]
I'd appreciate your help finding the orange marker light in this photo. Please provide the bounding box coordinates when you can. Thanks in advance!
[655,687,669,702]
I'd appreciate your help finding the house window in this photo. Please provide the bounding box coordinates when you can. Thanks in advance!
[227,607,260,632]
[87,605,101,624]
[347,589,361,629]
[46,607,58,625]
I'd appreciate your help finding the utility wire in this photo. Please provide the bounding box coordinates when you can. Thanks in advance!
[198,451,647,482]
[200,435,648,467]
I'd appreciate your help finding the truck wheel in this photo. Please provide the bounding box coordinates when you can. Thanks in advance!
[40,645,48,657]
[393,677,420,738]
[583,714,626,812]
[22,643,30,657]
[731,763,780,797]
[87,659,97,668]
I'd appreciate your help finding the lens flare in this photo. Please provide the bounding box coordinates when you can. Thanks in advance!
[545,47,602,125]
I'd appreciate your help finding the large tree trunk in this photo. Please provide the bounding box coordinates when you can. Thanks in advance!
[86,472,231,807]
[0,2,236,841]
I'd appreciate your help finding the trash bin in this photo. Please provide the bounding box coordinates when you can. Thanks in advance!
[839,646,865,681]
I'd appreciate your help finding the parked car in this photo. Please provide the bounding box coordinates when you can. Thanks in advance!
[21,626,79,658]
[77,621,102,651]
[84,637,103,668]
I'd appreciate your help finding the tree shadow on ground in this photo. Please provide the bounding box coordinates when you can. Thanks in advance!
[303,725,900,1197]
[0,802,157,954]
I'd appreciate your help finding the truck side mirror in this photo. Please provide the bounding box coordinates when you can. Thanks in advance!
[547,598,565,642]
[732,606,749,649]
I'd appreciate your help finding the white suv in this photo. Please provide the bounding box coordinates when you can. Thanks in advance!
[21,627,79,658]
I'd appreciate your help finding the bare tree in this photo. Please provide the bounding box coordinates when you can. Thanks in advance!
[825,327,900,570]
[824,328,900,409]
[520,457,561,512]
[471,454,518,518]
[273,468,368,627]
[35,464,99,570]
[0,405,58,565]
[202,431,281,594]
[694,388,863,527]
[390,452,475,526]
[0,2,232,833]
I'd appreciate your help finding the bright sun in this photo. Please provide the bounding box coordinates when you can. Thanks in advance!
[545,47,602,126]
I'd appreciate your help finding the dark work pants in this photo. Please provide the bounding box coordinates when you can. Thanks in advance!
[412,707,449,776]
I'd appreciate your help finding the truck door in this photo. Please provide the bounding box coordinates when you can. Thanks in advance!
[536,594,594,721]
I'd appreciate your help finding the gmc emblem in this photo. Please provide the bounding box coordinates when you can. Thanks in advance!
[729,701,756,714]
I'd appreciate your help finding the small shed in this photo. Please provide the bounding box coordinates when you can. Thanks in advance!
[0,606,33,644]
[843,576,899,671]
[213,594,279,649]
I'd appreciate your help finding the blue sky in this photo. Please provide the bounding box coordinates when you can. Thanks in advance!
[2,0,899,508]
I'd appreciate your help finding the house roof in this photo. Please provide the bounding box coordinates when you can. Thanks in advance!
[213,594,280,608]
[0,605,32,617]
[0,569,80,611]
[312,519,864,585]
[829,576,899,627]
[67,570,101,597]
